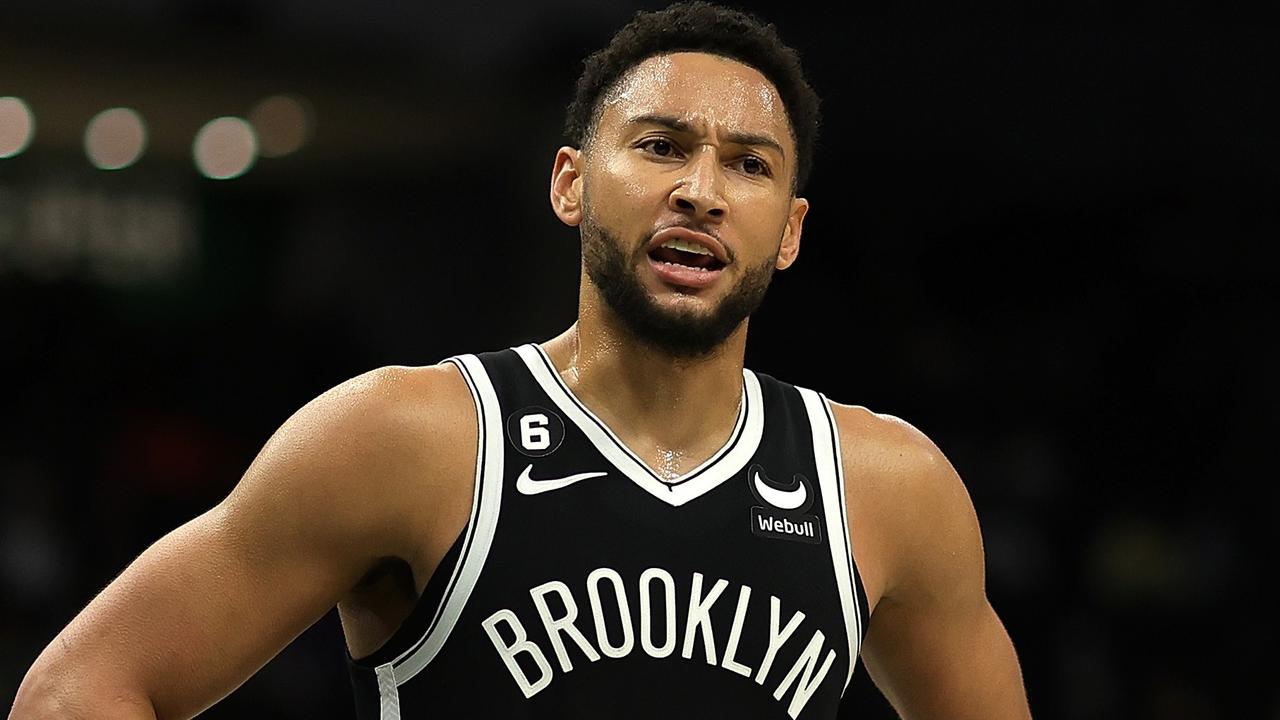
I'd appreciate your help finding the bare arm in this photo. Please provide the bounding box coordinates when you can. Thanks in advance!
[10,365,465,720]
[837,407,1032,720]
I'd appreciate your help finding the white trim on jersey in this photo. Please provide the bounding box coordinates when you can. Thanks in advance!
[821,392,863,661]
[515,343,765,507]
[375,663,400,720]
[799,387,863,693]
[379,354,507,692]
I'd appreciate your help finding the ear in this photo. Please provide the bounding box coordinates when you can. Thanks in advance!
[775,196,809,270]
[550,146,584,227]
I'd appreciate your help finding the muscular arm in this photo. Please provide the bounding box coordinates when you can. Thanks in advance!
[10,365,469,720]
[835,407,1031,720]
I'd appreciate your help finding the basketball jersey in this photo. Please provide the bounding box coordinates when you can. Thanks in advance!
[347,344,871,719]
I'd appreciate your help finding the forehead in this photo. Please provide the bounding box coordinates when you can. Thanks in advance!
[600,52,791,141]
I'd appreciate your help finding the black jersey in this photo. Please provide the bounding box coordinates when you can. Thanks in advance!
[347,345,870,719]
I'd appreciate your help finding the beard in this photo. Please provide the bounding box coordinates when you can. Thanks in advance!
[580,212,778,359]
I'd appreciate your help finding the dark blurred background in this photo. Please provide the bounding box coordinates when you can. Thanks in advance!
[2,1,1275,718]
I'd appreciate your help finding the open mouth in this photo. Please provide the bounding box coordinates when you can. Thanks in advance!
[647,237,726,272]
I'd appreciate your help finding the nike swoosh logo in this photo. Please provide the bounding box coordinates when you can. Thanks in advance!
[516,464,609,495]
[753,471,807,510]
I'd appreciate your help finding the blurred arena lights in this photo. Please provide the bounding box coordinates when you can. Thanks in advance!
[84,108,148,171]
[193,117,258,180]
[0,96,36,158]
[248,94,312,158]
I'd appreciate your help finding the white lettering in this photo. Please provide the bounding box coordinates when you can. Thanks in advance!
[586,568,634,659]
[681,572,729,665]
[755,596,806,686]
[757,514,816,537]
[640,568,677,658]
[774,630,837,719]
[530,580,601,672]
[491,567,838,713]
[720,584,754,677]
[481,609,553,698]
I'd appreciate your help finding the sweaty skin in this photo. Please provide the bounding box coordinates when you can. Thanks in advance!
[11,52,1031,720]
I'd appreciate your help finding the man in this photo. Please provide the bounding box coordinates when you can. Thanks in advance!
[11,3,1032,718]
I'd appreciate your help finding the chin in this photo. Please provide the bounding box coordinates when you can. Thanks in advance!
[646,286,724,315]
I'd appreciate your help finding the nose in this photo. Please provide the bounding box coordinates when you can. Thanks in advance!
[668,149,727,221]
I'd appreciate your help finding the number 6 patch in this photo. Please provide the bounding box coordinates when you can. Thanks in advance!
[506,406,566,458]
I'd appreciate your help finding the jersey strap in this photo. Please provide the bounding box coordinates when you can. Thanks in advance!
[798,387,867,691]
[369,354,507,712]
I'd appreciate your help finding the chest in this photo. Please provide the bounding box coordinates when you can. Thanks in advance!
[344,347,872,719]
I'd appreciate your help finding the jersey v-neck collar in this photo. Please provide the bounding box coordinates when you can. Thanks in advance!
[514,344,764,508]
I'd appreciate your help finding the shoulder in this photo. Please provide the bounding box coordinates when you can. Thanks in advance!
[324,362,475,440]
[763,376,962,508]
[826,402,957,495]
[259,362,474,471]
[825,401,984,604]
[220,362,477,560]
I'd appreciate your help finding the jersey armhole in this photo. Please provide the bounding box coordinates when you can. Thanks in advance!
[821,393,872,652]
[346,524,470,669]
[348,354,506,687]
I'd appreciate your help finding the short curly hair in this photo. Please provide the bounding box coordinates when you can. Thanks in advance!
[564,1,821,194]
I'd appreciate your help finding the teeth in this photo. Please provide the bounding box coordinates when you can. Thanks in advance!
[661,238,713,255]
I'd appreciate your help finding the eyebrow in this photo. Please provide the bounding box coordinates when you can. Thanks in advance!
[626,113,786,161]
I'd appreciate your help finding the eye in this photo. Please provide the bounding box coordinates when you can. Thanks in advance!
[738,156,771,177]
[639,138,680,157]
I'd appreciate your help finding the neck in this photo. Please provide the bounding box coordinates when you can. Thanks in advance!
[540,284,748,479]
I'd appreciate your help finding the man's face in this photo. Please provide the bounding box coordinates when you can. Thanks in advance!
[566,52,808,358]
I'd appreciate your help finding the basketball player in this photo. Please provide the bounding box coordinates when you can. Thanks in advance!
[11,3,1032,718]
